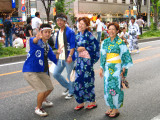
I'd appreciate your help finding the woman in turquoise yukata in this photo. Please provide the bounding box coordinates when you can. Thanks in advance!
[74,17,100,111]
[99,22,133,118]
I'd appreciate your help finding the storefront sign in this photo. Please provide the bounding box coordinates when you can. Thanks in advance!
[0,18,3,24]
[12,0,16,8]
[11,17,22,22]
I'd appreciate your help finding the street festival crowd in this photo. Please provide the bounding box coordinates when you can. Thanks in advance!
[1,12,145,118]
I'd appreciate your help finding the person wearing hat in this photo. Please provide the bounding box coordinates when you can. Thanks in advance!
[128,16,140,53]
[22,24,57,117]
[49,20,55,33]
[53,13,75,100]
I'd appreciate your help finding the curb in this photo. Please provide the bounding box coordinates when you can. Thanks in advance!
[0,37,160,65]
[0,55,27,64]
[138,37,160,43]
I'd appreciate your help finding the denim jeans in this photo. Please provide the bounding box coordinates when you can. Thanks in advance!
[5,33,12,47]
[53,60,74,95]
[97,31,102,43]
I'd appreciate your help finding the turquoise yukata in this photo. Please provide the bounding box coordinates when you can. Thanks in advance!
[100,36,133,109]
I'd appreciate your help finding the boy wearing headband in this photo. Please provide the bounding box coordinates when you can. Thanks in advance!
[53,13,75,99]
[23,24,57,117]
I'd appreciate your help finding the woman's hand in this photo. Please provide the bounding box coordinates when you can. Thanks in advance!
[77,47,86,52]
[99,68,103,78]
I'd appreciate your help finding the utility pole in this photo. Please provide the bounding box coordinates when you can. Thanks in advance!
[147,0,150,27]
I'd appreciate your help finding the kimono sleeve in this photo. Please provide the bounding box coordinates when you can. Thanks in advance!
[48,46,57,64]
[69,30,75,49]
[119,42,133,69]
[100,40,107,71]
[85,33,100,64]
[136,24,141,35]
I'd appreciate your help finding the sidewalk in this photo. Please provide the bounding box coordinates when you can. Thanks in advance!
[0,37,160,65]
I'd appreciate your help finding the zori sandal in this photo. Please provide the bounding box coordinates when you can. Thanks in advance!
[85,104,97,110]
[74,105,84,111]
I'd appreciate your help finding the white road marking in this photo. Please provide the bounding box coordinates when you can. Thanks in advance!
[0,61,25,67]
[139,39,160,44]
[151,114,160,120]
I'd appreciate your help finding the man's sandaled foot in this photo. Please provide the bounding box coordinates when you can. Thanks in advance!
[108,112,120,118]
[74,105,84,111]
[105,109,112,116]
[85,104,97,110]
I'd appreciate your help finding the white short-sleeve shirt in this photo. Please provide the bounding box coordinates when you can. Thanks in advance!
[96,19,102,32]
[32,17,42,29]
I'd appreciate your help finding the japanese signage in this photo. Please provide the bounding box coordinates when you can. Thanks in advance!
[12,0,16,8]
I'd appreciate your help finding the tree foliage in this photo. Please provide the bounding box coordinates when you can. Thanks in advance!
[54,0,75,23]
[151,0,160,30]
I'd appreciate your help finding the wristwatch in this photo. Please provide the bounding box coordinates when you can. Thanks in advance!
[69,54,72,57]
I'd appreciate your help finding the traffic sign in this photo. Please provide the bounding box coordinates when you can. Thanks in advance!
[21,0,25,5]
[21,5,26,12]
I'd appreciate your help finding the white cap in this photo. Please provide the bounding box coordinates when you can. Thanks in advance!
[49,20,53,23]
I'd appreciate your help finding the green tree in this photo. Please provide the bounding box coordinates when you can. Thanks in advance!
[54,0,75,23]
[41,0,52,22]
[151,0,160,30]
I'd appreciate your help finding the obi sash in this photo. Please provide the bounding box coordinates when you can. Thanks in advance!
[106,53,121,63]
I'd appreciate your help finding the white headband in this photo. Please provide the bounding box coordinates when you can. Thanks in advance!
[56,17,67,21]
[41,27,52,31]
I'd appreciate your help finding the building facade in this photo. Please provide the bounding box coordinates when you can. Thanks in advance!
[74,0,148,21]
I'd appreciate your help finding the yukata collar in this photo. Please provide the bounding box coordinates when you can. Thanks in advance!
[80,29,88,36]
[109,35,119,43]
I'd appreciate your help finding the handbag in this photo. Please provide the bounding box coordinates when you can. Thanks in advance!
[49,63,56,75]
[121,78,129,89]
[70,67,76,82]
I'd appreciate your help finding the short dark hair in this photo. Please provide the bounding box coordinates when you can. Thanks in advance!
[40,24,51,30]
[54,13,67,22]
[131,16,135,20]
[35,12,40,17]
[27,17,32,24]
[97,15,101,19]
[6,15,10,18]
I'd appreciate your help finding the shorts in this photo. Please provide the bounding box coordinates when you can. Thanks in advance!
[23,72,54,93]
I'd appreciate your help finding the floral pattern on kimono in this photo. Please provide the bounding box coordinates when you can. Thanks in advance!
[74,30,100,103]
[100,36,133,109]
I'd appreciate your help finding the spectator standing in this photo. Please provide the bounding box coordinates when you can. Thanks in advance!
[25,17,33,52]
[96,15,103,43]
[3,15,12,47]
[136,16,144,35]
[32,12,42,36]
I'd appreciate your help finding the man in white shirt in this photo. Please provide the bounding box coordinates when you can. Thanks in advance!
[53,13,75,100]
[96,15,102,43]
[32,12,42,36]
[136,16,144,35]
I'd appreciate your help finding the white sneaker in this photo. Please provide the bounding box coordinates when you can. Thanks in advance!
[62,89,69,96]
[35,107,48,117]
[43,100,53,107]
[136,50,140,53]
[65,94,73,100]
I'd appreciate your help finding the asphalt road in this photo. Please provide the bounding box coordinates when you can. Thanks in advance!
[0,40,160,120]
